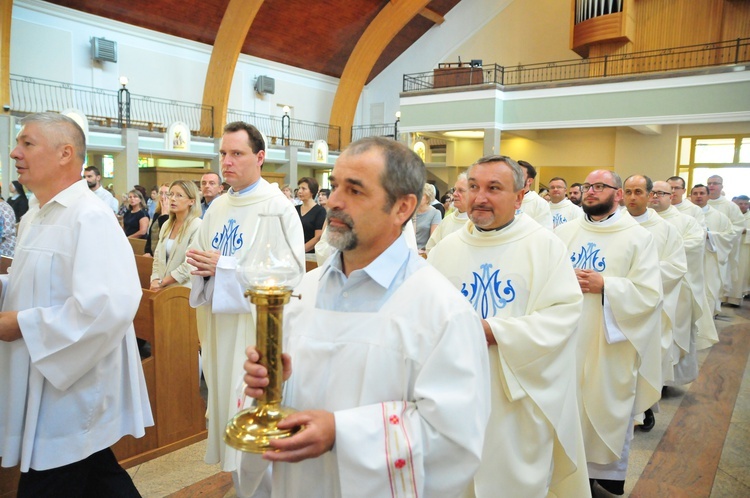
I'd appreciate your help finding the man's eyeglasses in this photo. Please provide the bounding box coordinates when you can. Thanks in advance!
[651,191,672,198]
[581,183,618,193]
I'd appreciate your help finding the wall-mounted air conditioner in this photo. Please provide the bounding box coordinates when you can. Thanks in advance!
[255,75,275,95]
[91,37,117,63]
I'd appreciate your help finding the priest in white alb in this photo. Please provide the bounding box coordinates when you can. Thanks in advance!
[734,195,750,299]
[667,176,706,226]
[548,176,583,229]
[555,170,662,496]
[186,122,305,483]
[690,184,734,315]
[651,181,718,386]
[517,160,552,229]
[238,137,491,498]
[707,175,745,306]
[428,156,589,498]
[425,173,469,254]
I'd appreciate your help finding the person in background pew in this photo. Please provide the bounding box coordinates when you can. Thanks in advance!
[0,112,152,497]
[150,180,202,291]
[123,189,149,239]
[144,183,170,257]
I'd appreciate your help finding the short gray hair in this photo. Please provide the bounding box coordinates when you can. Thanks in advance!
[469,155,524,191]
[344,137,425,216]
[20,112,86,163]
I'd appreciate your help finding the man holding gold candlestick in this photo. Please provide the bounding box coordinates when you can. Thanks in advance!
[186,121,304,485]
[237,137,491,497]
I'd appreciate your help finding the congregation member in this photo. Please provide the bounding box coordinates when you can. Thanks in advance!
[123,189,150,239]
[425,173,469,254]
[1,112,152,497]
[200,171,224,218]
[517,160,552,229]
[83,165,119,214]
[690,184,734,315]
[706,175,745,306]
[317,188,330,208]
[623,175,687,430]
[0,198,16,257]
[147,186,158,218]
[238,137,490,497]
[296,176,326,253]
[568,182,583,206]
[185,122,304,484]
[150,180,202,291]
[415,182,442,251]
[429,183,445,217]
[548,176,582,228]
[8,180,29,221]
[651,181,718,386]
[555,170,662,496]
[667,176,705,225]
[428,155,589,497]
[144,183,170,256]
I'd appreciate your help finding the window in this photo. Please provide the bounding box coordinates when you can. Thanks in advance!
[677,135,750,200]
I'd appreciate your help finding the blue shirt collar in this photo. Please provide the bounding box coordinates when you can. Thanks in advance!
[321,233,410,290]
[228,178,261,196]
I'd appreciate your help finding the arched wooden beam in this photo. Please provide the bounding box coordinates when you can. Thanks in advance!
[330,0,432,147]
[201,0,264,138]
[0,0,12,114]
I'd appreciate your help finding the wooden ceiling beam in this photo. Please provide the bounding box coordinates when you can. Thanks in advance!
[420,7,445,25]
[201,0,264,138]
[330,0,432,147]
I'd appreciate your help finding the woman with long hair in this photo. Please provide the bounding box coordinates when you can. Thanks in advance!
[123,189,149,239]
[295,176,326,253]
[149,180,202,291]
[8,180,29,222]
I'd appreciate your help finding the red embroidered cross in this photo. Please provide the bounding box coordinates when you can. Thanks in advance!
[394,459,406,469]
[389,415,400,425]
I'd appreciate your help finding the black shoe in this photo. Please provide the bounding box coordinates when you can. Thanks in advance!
[597,479,625,495]
[640,409,655,432]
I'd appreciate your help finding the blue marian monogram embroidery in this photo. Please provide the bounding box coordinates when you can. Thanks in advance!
[461,263,516,319]
[552,213,567,228]
[212,219,244,256]
[571,242,606,271]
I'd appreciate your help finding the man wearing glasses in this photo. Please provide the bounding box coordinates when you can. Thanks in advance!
[667,176,706,226]
[651,181,718,392]
[706,175,745,307]
[623,175,688,432]
[555,170,662,496]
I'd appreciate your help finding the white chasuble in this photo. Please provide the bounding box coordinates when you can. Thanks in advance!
[518,190,553,230]
[709,196,745,302]
[428,214,589,498]
[702,206,734,315]
[555,215,662,465]
[238,265,491,498]
[424,210,468,254]
[189,179,305,472]
[550,198,583,229]
[636,209,688,384]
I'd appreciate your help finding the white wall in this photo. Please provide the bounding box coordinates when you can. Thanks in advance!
[10,0,339,124]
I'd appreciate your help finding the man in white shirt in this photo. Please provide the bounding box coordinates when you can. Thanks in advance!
[238,137,490,498]
[555,170,662,496]
[186,122,305,485]
[667,176,705,226]
[425,173,469,253]
[549,176,583,229]
[516,160,552,229]
[1,112,152,497]
[83,165,119,213]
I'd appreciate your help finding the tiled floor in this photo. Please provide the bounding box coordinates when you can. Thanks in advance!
[128,302,750,498]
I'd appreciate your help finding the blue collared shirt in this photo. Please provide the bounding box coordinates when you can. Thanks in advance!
[315,233,425,312]
[228,178,261,197]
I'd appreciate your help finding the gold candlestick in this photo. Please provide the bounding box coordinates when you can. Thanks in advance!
[224,286,299,453]
[223,213,304,453]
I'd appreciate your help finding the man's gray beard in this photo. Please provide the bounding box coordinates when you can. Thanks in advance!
[327,228,358,251]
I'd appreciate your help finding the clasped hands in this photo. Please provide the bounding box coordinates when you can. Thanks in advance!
[243,346,335,462]
[574,269,604,294]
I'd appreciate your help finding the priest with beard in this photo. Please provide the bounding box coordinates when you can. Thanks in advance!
[555,170,662,496]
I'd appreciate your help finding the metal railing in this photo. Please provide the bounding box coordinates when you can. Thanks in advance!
[226,108,341,151]
[403,38,750,92]
[10,75,214,137]
[351,123,399,141]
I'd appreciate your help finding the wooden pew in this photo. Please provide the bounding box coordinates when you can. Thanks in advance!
[129,237,147,255]
[112,284,207,468]
[134,254,154,289]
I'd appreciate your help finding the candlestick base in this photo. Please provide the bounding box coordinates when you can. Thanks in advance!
[224,403,301,453]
